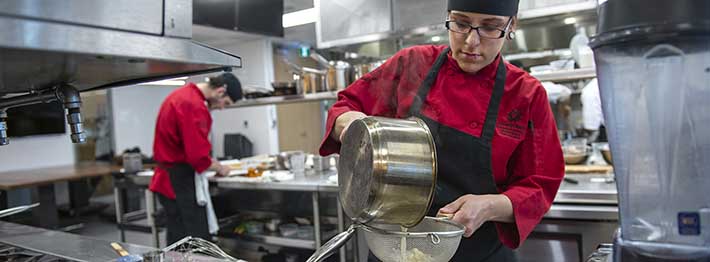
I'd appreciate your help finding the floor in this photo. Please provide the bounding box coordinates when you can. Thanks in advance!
[71,194,168,249]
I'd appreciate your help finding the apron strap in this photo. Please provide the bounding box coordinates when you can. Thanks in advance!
[480,58,507,141]
[409,47,451,116]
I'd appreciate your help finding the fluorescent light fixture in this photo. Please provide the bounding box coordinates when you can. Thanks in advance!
[283,8,316,28]
[138,77,188,86]
[431,36,442,42]
[564,17,577,25]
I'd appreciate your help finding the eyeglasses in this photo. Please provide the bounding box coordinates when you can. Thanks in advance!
[445,18,513,39]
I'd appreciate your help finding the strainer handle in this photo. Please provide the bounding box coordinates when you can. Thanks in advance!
[306,224,357,262]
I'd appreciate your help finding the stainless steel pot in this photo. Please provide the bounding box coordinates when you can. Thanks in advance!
[307,116,437,262]
[339,116,437,226]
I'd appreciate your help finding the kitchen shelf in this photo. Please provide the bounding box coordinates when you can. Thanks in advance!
[531,67,597,82]
[504,49,573,61]
[518,1,597,20]
[228,91,338,109]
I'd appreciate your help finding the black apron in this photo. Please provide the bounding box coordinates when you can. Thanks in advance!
[369,47,517,261]
[157,163,211,244]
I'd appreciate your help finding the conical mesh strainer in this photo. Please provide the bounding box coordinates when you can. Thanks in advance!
[363,216,465,262]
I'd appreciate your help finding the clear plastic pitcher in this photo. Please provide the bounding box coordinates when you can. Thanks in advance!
[594,39,710,247]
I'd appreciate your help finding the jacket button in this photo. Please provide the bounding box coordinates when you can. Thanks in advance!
[469,121,478,128]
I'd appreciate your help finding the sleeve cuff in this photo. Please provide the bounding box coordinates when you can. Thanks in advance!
[318,107,353,156]
[191,157,212,174]
[496,189,547,249]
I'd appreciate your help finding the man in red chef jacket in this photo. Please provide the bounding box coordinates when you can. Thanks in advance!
[150,73,242,244]
[319,0,565,260]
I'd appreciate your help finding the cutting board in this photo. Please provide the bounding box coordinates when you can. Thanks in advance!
[565,165,614,174]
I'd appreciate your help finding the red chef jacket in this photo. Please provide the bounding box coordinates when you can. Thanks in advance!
[149,83,213,199]
[319,45,565,248]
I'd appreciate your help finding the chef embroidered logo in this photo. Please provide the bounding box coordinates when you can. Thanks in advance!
[499,109,525,139]
[507,109,522,122]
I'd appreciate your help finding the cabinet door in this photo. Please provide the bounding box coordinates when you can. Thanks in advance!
[393,0,447,31]
[317,0,392,46]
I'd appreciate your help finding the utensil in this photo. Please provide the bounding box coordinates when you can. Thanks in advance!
[308,216,464,262]
[308,116,438,262]
[364,216,465,262]
[271,82,298,96]
[0,203,39,218]
[564,177,580,184]
[564,153,589,165]
[563,138,590,164]
[340,116,437,226]
[110,242,143,262]
[599,143,613,165]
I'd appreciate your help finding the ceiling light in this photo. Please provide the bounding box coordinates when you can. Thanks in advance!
[431,36,442,42]
[283,8,316,28]
[138,77,188,86]
[564,17,578,25]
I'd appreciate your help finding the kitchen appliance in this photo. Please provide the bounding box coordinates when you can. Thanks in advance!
[0,1,241,145]
[590,0,710,260]
[307,116,439,262]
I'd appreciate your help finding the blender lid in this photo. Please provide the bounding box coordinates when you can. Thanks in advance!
[590,0,710,48]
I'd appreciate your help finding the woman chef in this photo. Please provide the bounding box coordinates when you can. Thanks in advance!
[319,0,565,261]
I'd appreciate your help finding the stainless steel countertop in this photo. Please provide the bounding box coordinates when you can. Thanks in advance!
[557,173,618,204]
[215,169,339,192]
[0,221,157,262]
[131,169,616,203]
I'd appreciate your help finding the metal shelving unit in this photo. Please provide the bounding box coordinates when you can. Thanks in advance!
[227,231,317,249]
[228,91,338,109]
[531,67,597,82]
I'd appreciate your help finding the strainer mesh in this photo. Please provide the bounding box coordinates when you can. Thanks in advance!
[363,217,463,262]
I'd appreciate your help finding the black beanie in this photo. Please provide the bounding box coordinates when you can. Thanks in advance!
[208,73,242,101]
[447,0,520,16]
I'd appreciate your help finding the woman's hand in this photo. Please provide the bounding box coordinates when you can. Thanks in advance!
[332,111,367,142]
[438,194,514,238]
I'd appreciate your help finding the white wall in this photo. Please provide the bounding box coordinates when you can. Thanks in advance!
[110,38,280,158]
[110,85,179,156]
[212,106,279,157]
[195,38,280,157]
[0,132,75,207]
[0,133,75,172]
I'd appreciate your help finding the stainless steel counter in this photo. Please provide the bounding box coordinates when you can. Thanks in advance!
[215,170,338,192]
[557,173,618,204]
[0,221,156,262]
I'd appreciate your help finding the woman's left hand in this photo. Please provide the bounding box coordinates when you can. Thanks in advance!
[438,194,514,238]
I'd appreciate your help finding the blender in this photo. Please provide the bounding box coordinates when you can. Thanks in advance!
[590,0,710,261]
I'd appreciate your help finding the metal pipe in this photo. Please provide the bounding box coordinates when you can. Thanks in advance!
[312,192,322,247]
[0,91,55,146]
[56,85,86,144]
[0,85,86,145]
[0,91,56,110]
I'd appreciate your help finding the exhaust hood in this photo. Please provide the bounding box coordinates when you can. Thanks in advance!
[0,0,242,94]
[0,0,242,145]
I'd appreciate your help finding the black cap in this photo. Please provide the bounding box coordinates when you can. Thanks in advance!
[208,73,242,102]
[448,0,519,17]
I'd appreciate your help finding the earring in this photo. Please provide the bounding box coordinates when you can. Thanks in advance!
[507,31,516,40]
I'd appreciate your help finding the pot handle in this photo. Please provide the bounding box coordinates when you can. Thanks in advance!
[306,224,357,262]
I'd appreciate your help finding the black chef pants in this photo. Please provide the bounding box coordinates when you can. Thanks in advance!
[157,164,211,245]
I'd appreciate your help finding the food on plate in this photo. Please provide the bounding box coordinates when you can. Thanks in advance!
[227,162,243,169]
[246,167,264,178]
